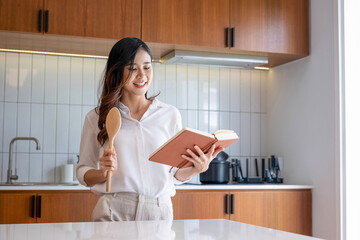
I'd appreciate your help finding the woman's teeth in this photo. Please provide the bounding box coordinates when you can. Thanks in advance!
[134,82,146,86]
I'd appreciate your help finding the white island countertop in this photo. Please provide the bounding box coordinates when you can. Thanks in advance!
[0,219,320,240]
[0,183,312,191]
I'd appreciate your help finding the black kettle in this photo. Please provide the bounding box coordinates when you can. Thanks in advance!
[200,151,230,184]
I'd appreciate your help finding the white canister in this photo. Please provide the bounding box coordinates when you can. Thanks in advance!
[61,164,74,183]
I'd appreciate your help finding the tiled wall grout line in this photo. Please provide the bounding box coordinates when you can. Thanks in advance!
[28,54,34,182]
[54,56,60,183]
[15,53,20,177]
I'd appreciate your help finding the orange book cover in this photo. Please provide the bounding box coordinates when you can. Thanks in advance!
[149,128,239,169]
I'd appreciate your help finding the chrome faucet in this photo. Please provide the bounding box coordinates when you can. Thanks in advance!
[6,137,41,184]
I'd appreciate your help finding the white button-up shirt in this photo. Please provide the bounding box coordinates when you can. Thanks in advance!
[77,98,184,197]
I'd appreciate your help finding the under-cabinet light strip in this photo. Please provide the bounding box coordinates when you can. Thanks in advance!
[0,48,108,59]
[254,66,270,70]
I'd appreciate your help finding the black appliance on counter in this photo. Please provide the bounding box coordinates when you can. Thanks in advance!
[231,156,283,184]
[200,151,230,184]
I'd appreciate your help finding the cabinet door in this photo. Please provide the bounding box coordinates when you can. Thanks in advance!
[44,0,85,36]
[36,192,99,223]
[0,0,43,33]
[172,191,228,220]
[85,0,141,39]
[142,0,229,48]
[0,192,37,224]
[229,190,312,236]
[230,0,309,55]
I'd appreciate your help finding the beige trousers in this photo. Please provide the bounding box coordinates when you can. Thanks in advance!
[92,192,173,222]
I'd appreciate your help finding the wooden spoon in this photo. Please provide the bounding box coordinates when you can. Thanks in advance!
[105,107,121,192]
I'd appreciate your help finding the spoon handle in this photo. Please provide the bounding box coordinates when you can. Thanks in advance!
[106,138,114,192]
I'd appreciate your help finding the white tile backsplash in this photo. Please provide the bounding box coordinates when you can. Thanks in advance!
[70,58,83,105]
[187,65,198,109]
[251,113,261,156]
[0,103,3,152]
[56,105,69,153]
[18,54,32,103]
[82,58,96,105]
[3,102,17,151]
[219,68,230,111]
[0,52,5,102]
[44,55,58,104]
[31,54,45,103]
[198,66,209,110]
[68,105,82,154]
[251,70,261,112]
[165,65,177,106]
[30,103,44,153]
[176,65,187,109]
[16,103,31,152]
[57,57,71,104]
[209,68,220,111]
[230,69,241,111]
[240,112,251,156]
[29,153,42,182]
[241,70,251,112]
[0,52,268,183]
[43,104,56,153]
[5,53,19,102]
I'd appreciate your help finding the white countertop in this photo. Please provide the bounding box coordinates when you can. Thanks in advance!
[0,219,320,240]
[0,183,312,191]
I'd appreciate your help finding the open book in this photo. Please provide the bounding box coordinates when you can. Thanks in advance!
[149,128,239,169]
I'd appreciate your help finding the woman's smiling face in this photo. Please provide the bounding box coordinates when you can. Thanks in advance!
[122,49,153,97]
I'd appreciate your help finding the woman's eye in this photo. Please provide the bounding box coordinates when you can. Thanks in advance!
[144,66,151,70]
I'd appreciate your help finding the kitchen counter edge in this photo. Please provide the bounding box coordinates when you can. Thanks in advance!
[0,184,313,191]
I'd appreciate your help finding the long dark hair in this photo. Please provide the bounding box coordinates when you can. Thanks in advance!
[96,37,153,145]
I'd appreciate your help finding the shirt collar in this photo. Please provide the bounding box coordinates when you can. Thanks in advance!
[118,98,162,116]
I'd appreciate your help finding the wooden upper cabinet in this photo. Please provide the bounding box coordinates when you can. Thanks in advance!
[0,0,43,33]
[44,0,85,36]
[85,0,141,39]
[230,0,309,55]
[142,0,230,48]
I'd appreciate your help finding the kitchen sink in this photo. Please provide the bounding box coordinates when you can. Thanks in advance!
[0,182,79,186]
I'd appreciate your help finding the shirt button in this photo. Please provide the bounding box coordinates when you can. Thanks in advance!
[136,122,140,127]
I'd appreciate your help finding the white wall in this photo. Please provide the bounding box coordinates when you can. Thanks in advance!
[267,0,338,239]
[0,52,267,183]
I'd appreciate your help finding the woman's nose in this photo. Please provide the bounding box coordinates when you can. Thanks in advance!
[137,69,145,78]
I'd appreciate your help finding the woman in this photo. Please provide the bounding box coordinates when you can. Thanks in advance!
[77,37,224,221]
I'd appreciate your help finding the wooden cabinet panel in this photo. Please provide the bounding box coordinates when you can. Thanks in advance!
[229,190,312,236]
[0,0,43,33]
[172,191,228,220]
[173,189,312,236]
[0,192,37,224]
[142,0,230,48]
[36,192,99,223]
[85,0,141,39]
[44,0,86,36]
[230,0,309,55]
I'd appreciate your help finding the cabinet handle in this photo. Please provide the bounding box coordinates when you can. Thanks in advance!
[226,28,230,47]
[225,194,229,214]
[31,195,36,218]
[231,28,235,47]
[230,194,234,214]
[38,10,43,32]
[45,10,49,33]
[37,195,42,218]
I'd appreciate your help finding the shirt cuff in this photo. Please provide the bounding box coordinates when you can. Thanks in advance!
[76,166,96,187]
[170,167,191,185]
